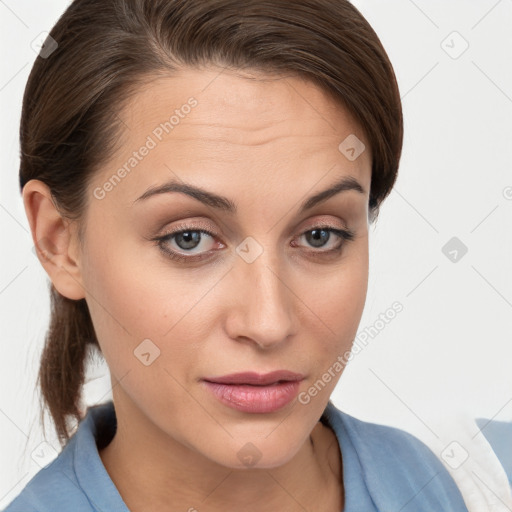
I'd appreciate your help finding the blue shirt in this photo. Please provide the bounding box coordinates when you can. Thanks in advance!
[476,418,512,488]
[3,399,468,511]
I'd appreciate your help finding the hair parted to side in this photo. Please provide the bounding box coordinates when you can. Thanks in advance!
[19,0,403,445]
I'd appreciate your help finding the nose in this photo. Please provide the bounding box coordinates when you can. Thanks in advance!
[224,247,296,350]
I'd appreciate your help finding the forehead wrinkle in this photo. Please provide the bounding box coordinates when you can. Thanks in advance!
[120,71,347,135]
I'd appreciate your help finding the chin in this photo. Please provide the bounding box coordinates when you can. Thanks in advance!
[199,432,307,471]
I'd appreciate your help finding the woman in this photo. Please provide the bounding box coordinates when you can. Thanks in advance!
[4,0,469,510]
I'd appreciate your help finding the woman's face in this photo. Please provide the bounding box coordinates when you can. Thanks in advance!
[79,67,371,468]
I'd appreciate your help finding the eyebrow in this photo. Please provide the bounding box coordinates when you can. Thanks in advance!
[133,175,365,213]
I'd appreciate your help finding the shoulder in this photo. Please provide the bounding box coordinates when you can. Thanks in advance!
[476,417,512,487]
[322,401,469,511]
[2,438,94,512]
[338,406,442,466]
[2,402,118,512]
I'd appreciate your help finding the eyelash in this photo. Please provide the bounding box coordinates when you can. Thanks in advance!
[152,225,355,263]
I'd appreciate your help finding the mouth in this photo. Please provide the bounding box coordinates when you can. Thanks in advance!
[202,371,304,413]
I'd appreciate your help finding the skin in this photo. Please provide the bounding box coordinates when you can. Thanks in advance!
[23,66,372,511]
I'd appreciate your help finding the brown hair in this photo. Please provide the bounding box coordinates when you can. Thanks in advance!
[19,0,403,445]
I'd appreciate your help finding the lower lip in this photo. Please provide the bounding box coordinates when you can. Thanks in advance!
[202,380,301,413]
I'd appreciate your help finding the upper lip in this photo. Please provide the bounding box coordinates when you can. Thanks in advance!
[203,370,304,386]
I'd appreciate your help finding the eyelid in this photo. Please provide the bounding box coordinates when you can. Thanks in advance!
[152,222,354,266]
[155,217,350,243]
[298,214,349,232]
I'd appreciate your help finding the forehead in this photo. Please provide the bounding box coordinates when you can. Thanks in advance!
[91,67,372,207]
[124,67,355,126]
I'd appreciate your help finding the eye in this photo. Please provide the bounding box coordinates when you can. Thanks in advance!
[293,226,355,253]
[151,224,356,263]
[154,227,220,262]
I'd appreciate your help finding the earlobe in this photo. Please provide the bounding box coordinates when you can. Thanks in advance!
[22,179,86,301]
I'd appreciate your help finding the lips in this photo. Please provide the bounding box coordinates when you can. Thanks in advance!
[203,370,304,386]
[202,371,304,413]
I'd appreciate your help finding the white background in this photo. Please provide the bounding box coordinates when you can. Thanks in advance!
[1,0,511,507]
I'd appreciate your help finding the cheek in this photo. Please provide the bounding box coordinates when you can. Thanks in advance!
[294,253,368,400]
[324,263,368,332]
[79,226,164,370]
[301,239,369,342]
[80,227,217,382]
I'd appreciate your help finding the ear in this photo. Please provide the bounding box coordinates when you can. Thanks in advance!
[23,179,86,300]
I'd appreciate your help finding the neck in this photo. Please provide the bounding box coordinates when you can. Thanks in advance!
[99,397,343,512]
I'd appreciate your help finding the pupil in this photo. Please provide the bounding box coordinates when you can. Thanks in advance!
[307,229,329,248]
[177,231,200,250]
